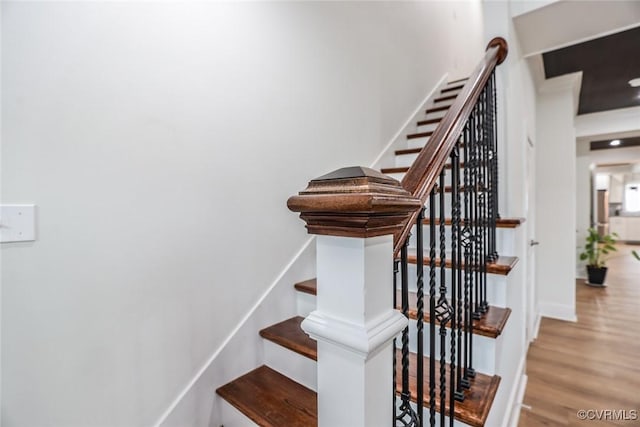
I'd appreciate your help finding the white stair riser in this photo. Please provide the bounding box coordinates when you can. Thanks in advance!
[416,121,440,133]
[407,136,431,150]
[395,266,509,309]
[398,319,498,375]
[395,152,419,168]
[296,292,316,317]
[263,340,317,391]
[426,109,448,120]
[219,399,259,427]
[395,155,460,171]
[410,226,513,255]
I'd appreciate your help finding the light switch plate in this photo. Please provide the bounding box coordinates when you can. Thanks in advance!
[0,205,36,243]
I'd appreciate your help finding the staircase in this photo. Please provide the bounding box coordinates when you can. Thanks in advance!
[217,39,522,427]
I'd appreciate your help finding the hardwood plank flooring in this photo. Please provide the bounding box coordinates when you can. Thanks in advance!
[519,244,640,426]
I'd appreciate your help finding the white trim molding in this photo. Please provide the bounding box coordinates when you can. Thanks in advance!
[538,302,577,322]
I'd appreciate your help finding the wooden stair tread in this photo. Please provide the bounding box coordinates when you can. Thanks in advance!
[396,292,511,338]
[423,217,525,229]
[448,77,469,84]
[395,147,424,155]
[397,349,500,427]
[216,365,317,427]
[416,117,442,127]
[434,94,458,103]
[407,250,519,276]
[426,105,451,114]
[407,130,434,140]
[395,144,467,156]
[260,316,317,361]
[294,278,317,295]
[442,84,464,93]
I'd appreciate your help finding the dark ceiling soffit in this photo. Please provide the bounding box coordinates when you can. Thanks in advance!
[543,26,640,115]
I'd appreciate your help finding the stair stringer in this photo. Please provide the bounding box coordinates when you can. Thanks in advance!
[481,223,528,427]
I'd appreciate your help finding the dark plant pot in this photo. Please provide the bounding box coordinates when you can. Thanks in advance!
[586,266,608,286]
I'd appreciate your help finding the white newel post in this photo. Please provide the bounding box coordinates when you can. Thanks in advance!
[288,166,421,427]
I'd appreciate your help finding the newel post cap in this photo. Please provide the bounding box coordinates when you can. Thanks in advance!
[287,166,422,238]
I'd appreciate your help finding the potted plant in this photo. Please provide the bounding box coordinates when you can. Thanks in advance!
[633,250,640,261]
[579,227,617,286]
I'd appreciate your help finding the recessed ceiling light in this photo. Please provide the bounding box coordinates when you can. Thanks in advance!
[610,139,621,146]
[629,78,640,87]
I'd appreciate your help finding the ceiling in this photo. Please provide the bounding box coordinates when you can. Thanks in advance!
[543,26,640,115]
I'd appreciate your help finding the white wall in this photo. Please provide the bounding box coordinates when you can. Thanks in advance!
[535,77,578,321]
[576,141,591,278]
[1,2,485,426]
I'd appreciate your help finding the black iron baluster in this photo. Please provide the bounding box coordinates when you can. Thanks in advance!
[486,74,496,263]
[416,209,425,426]
[472,101,482,321]
[437,170,451,427]
[476,90,487,319]
[490,71,500,261]
[461,118,472,391]
[468,106,477,381]
[449,145,460,421]
[451,140,465,404]
[480,87,489,315]
[429,188,437,426]
[396,239,418,426]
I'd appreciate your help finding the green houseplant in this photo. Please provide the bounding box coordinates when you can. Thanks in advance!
[579,227,617,286]
[633,250,640,261]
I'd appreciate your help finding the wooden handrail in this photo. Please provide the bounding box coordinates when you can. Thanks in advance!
[393,37,508,255]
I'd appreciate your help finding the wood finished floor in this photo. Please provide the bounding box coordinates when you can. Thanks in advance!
[519,244,640,426]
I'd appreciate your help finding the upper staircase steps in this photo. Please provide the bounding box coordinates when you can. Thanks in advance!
[217,365,317,427]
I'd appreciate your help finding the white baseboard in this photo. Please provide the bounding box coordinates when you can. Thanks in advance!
[501,354,527,427]
[532,314,541,341]
[538,302,577,322]
[508,374,529,427]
